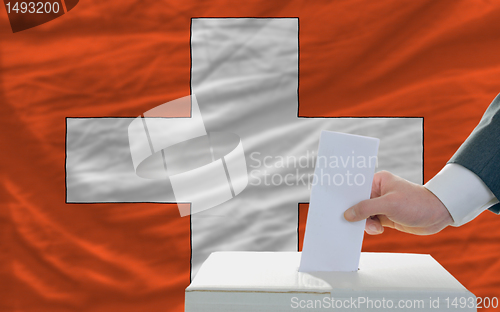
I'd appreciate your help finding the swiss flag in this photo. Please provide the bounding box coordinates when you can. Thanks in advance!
[2,1,500,312]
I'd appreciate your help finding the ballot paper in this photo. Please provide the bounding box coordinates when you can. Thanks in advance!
[299,131,379,272]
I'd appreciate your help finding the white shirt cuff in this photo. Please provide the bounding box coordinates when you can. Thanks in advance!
[424,163,499,227]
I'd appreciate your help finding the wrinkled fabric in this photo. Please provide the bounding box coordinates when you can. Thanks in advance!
[2,1,500,311]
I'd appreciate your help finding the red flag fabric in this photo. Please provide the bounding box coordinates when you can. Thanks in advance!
[2,1,500,311]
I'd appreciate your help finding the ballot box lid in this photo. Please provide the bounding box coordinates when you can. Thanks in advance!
[185,252,475,312]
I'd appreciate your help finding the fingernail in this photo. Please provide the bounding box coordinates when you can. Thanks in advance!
[345,208,356,221]
[368,224,379,233]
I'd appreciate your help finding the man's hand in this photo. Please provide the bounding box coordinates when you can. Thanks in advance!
[343,171,454,235]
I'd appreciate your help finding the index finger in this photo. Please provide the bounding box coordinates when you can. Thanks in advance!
[344,195,395,222]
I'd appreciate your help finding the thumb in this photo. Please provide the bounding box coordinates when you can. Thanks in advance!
[344,196,393,222]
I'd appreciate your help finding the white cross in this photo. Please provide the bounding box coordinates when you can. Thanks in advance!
[66,18,422,278]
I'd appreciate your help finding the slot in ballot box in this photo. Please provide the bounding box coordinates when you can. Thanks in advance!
[185,252,476,312]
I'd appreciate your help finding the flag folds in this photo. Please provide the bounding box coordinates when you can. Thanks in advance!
[2,1,500,312]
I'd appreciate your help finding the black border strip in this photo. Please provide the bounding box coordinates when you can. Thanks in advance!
[297,202,309,251]
[189,17,193,282]
[65,118,68,203]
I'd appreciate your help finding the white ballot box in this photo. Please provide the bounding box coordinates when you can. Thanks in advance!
[185,252,476,312]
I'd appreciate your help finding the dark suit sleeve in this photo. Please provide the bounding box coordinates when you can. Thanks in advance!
[449,93,500,214]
